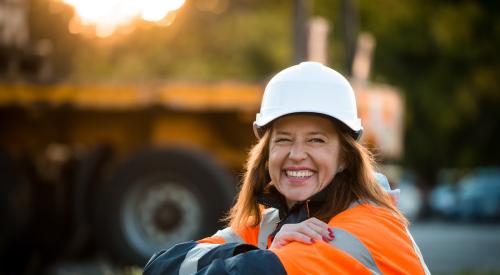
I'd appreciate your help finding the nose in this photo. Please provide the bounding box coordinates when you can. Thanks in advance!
[288,142,307,162]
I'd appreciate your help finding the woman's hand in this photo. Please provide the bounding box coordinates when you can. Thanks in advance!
[270,217,334,249]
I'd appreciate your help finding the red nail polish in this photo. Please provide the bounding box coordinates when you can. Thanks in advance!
[311,238,316,243]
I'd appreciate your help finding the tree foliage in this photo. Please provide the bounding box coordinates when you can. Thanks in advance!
[66,0,292,82]
[356,0,500,185]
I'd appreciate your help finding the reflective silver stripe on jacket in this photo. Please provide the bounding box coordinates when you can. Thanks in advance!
[257,208,280,249]
[213,227,245,244]
[179,243,219,275]
[329,228,382,275]
[406,228,431,275]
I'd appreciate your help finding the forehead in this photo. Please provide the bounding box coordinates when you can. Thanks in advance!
[272,114,337,134]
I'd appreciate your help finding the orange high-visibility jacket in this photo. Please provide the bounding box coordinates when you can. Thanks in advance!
[144,203,429,275]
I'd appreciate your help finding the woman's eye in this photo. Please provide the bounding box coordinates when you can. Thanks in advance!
[310,138,325,143]
[275,138,291,143]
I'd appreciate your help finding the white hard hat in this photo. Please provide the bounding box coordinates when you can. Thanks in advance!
[253,61,363,139]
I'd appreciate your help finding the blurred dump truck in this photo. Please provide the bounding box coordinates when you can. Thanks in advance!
[0,79,403,268]
[0,82,261,267]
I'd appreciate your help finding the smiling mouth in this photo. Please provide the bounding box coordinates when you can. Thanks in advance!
[285,169,314,179]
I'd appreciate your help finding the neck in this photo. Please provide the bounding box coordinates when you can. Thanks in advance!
[286,199,296,210]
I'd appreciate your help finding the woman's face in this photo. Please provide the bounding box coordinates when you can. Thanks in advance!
[269,114,344,208]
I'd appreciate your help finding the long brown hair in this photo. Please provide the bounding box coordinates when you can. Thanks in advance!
[226,118,408,230]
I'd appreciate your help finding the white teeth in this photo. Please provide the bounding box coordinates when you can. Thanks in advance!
[286,170,313,178]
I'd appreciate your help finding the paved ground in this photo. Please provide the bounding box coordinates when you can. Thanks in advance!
[409,221,500,274]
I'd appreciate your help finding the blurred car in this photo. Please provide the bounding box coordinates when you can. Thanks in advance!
[429,169,460,219]
[456,167,500,221]
[429,184,459,219]
[430,167,500,222]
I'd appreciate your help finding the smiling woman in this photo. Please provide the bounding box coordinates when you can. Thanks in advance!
[269,115,343,208]
[59,0,185,37]
[143,62,430,275]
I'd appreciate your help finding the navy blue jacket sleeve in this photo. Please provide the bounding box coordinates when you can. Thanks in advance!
[143,241,197,275]
[143,241,286,275]
[196,249,286,275]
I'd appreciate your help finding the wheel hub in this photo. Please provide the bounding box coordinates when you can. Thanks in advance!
[153,200,183,232]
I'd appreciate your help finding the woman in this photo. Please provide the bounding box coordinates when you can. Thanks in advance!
[144,62,429,274]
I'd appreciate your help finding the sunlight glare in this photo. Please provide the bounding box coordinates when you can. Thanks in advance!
[60,0,186,37]
[141,0,185,22]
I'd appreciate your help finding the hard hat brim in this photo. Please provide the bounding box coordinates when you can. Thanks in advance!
[253,111,363,140]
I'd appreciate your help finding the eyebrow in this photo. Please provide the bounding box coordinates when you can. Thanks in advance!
[273,131,291,135]
[273,131,327,136]
[306,131,327,136]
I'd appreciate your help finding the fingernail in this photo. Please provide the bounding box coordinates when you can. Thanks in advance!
[311,238,316,243]
[328,228,333,234]
[322,236,329,242]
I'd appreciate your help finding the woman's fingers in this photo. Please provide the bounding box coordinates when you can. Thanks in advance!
[303,218,333,241]
[297,223,324,241]
[282,231,315,244]
[308,218,331,233]
[282,219,333,241]
[271,218,335,249]
[306,221,330,239]
[271,230,313,249]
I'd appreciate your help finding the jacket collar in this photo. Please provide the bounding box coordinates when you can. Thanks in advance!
[256,184,331,238]
[255,183,330,220]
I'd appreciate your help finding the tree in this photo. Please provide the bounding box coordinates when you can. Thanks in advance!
[356,0,500,216]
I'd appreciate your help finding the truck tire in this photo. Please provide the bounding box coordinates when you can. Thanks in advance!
[96,147,236,266]
[0,152,33,274]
